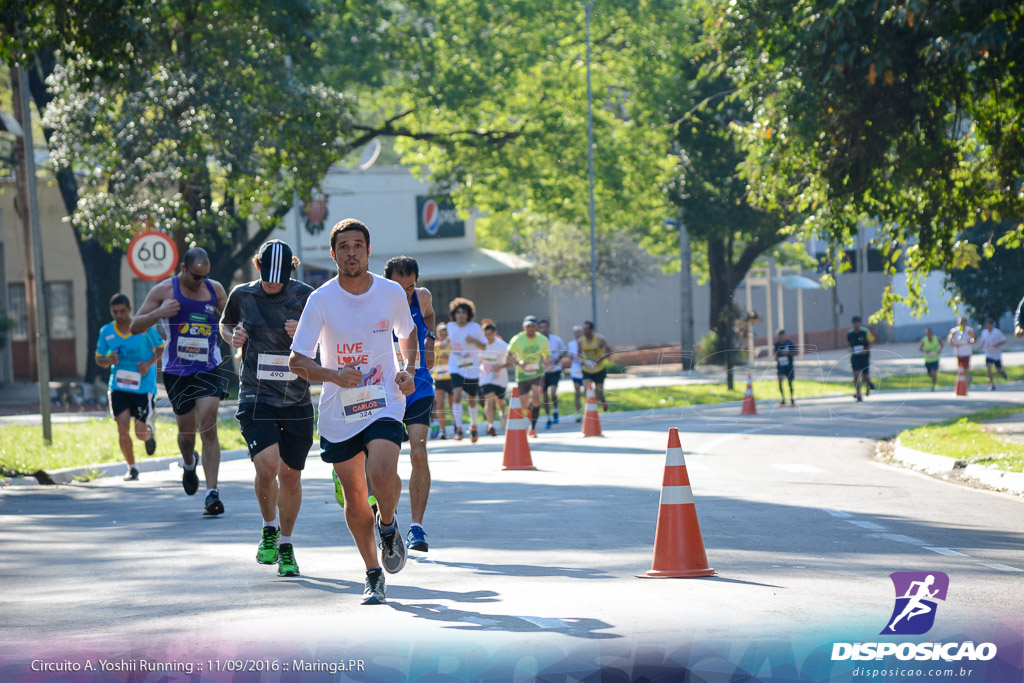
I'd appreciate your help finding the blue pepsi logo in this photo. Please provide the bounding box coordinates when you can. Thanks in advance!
[422,199,440,236]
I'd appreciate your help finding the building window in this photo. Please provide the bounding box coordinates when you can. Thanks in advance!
[45,282,74,340]
[7,283,28,341]
[133,278,156,311]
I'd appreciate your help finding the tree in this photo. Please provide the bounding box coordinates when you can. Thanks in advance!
[945,222,1024,324]
[707,0,1024,318]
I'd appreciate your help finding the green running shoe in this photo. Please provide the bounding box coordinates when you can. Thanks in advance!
[256,525,279,564]
[277,543,299,577]
[332,469,345,507]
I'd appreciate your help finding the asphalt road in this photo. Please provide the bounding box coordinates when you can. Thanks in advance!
[1,388,1022,682]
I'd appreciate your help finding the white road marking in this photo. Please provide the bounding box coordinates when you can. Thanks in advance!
[823,509,852,518]
[980,563,1023,572]
[924,547,969,557]
[868,533,925,545]
[846,520,887,531]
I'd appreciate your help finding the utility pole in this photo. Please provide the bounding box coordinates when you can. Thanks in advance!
[12,65,51,443]
[584,0,598,327]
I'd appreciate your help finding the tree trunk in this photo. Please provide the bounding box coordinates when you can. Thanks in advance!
[27,53,122,384]
[707,238,737,390]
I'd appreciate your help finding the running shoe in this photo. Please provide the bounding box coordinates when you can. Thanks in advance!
[439,432,447,440]
[362,569,386,605]
[545,418,552,430]
[407,525,429,551]
[203,489,224,516]
[602,402,609,411]
[377,514,407,574]
[470,426,479,443]
[529,428,537,438]
[855,394,863,402]
[990,384,996,391]
[332,469,345,507]
[575,414,582,423]
[124,467,139,481]
[487,425,497,437]
[553,413,559,425]
[454,428,463,441]
[182,452,200,496]
[145,430,157,456]
[429,423,439,439]
[257,525,279,564]
[277,543,299,577]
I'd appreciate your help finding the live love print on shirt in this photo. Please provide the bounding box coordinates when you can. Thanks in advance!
[290,274,415,443]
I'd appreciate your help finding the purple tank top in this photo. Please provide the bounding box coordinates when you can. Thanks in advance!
[164,276,220,376]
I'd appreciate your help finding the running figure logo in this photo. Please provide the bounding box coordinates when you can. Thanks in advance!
[881,571,949,635]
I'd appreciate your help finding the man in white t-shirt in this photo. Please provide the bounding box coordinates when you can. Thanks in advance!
[446,297,487,443]
[566,325,584,422]
[978,318,1008,390]
[538,319,567,429]
[479,321,510,436]
[947,316,976,386]
[289,219,416,606]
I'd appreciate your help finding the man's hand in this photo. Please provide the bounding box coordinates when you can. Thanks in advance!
[137,357,154,375]
[284,319,298,338]
[1016,325,1023,339]
[107,351,119,366]
[333,361,363,389]
[231,325,249,349]
[396,370,415,396]
[156,298,181,319]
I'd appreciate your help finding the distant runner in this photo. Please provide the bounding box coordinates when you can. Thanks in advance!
[847,315,874,402]
[430,323,452,439]
[947,316,976,387]
[773,329,796,406]
[566,325,585,422]
[446,298,486,443]
[918,327,943,391]
[978,318,1008,391]
[95,293,164,481]
[480,321,510,436]
[507,316,550,438]
[579,321,613,410]
[538,318,567,428]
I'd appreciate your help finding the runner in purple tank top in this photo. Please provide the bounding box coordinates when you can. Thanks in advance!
[132,247,229,515]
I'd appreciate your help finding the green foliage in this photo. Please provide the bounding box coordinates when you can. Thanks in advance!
[708,0,1024,318]
[945,221,1024,323]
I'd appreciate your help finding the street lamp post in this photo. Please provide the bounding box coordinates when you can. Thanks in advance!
[665,216,695,370]
[584,0,598,327]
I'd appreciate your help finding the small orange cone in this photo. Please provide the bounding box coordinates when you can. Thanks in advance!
[955,365,968,396]
[581,385,603,437]
[638,428,715,578]
[501,387,536,471]
[741,374,757,415]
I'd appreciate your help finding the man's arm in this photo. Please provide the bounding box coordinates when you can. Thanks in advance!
[418,288,436,369]
[212,280,228,316]
[130,280,177,334]
[1016,296,1024,338]
[397,334,417,395]
[288,351,359,388]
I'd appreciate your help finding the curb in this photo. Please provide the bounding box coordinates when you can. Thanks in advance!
[1,449,252,487]
[892,440,1024,496]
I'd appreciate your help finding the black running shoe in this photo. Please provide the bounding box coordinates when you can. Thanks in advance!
[145,433,157,456]
[377,514,407,574]
[203,489,224,516]
[362,569,386,605]
[124,467,139,481]
[182,452,200,496]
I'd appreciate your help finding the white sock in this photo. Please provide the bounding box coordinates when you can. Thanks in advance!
[409,522,423,531]
[183,456,196,471]
[207,487,218,494]
[469,404,478,425]
[264,518,278,530]
[278,534,292,545]
[452,403,463,429]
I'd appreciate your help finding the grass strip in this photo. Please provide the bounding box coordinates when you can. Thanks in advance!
[897,405,1024,473]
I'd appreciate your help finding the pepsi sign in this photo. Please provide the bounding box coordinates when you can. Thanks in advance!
[416,195,465,240]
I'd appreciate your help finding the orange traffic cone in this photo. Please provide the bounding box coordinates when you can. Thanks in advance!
[955,365,968,396]
[638,428,715,578]
[581,386,603,437]
[502,387,536,471]
[741,374,757,415]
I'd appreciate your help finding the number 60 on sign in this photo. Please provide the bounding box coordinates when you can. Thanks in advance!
[127,230,179,281]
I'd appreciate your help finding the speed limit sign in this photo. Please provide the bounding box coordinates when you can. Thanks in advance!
[127,231,179,281]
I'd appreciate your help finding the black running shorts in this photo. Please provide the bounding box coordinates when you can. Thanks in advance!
[236,402,314,471]
[320,418,404,464]
[403,395,434,426]
[449,373,479,397]
[109,390,154,423]
[163,368,224,415]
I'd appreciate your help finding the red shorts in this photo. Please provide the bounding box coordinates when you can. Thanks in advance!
[957,355,971,369]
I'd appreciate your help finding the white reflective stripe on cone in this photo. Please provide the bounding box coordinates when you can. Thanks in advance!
[506,418,529,431]
[660,485,695,505]
[665,447,685,467]
[509,398,522,410]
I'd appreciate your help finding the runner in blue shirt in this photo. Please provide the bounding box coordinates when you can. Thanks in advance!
[773,329,797,406]
[96,293,165,480]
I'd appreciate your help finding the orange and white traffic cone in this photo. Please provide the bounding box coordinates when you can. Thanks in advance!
[741,374,757,415]
[502,387,537,471]
[955,365,968,396]
[581,386,603,437]
[638,428,715,579]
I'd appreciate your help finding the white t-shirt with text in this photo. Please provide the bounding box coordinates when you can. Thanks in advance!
[979,328,1007,361]
[480,337,510,387]
[291,274,415,443]
[545,334,567,373]
[567,339,583,380]
[447,321,486,380]
[949,326,975,357]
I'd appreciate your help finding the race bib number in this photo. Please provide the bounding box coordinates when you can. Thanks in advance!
[114,369,142,391]
[176,335,209,363]
[457,352,474,368]
[778,356,790,366]
[257,354,297,381]
[341,385,387,424]
[482,352,502,365]
[852,344,864,354]
[523,363,540,375]
[583,359,598,370]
